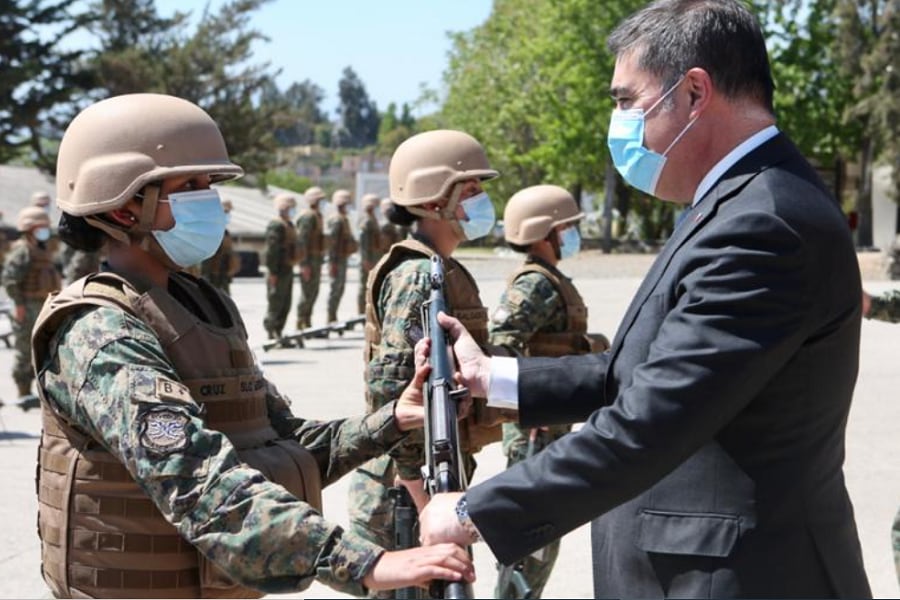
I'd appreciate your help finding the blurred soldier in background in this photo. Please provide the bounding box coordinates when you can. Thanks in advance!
[357,193,383,315]
[201,198,241,294]
[296,186,326,328]
[326,189,359,323]
[0,210,9,267]
[488,184,609,598]
[348,131,513,598]
[2,206,61,402]
[379,197,407,252]
[264,193,298,339]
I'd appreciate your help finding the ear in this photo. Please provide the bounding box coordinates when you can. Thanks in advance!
[685,67,712,117]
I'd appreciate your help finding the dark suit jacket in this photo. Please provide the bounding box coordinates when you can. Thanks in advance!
[467,134,872,598]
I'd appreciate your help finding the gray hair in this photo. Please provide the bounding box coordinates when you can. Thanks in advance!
[608,0,775,113]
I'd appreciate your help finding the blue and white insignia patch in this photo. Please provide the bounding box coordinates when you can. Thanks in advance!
[140,407,190,455]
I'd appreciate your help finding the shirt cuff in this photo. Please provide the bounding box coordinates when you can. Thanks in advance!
[364,402,407,448]
[486,356,519,410]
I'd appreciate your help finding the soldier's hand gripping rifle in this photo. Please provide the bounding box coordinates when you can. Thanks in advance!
[421,255,473,600]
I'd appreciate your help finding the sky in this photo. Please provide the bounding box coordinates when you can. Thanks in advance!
[153,0,495,118]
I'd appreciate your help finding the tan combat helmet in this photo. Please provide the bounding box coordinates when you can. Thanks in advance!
[55,93,243,246]
[274,193,296,212]
[332,189,352,208]
[504,185,584,246]
[388,129,497,222]
[362,193,380,211]
[304,186,326,205]
[31,191,51,208]
[17,206,51,232]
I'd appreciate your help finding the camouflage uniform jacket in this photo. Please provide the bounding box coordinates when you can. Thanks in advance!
[867,290,900,323]
[2,237,61,303]
[359,214,382,266]
[327,213,358,263]
[33,269,409,596]
[265,218,297,276]
[296,208,325,267]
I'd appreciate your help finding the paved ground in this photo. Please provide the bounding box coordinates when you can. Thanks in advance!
[0,249,897,599]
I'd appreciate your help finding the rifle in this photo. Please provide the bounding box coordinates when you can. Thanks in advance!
[421,255,473,599]
[388,485,421,599]
[495,429,540,599]
[261,315,366,351]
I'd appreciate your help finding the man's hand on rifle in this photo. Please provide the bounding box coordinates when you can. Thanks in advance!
[413,336,474,420]
[419,492,469,546]
[436,312,492,398]
[362,542,475,591]
[393,358,432,432]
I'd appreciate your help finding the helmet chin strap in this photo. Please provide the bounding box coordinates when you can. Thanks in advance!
[406,183,467,241]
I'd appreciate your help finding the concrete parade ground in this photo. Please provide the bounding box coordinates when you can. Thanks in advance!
[0,249,898,599]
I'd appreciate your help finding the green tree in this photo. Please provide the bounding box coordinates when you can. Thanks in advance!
[0,0,95,171]
[88,0,280,175]
[442,0,650,225]
[262,78,328,147]
[377,101,415,157]
[336,66,380,148]
[832,0,900,244]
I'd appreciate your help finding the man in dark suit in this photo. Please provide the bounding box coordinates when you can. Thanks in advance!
[418,0,871,597]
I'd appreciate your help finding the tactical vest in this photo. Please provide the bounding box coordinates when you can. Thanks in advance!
[508,261,593,357]
[364,239,506,453]
[272,220,299,275]
[297,210,324,262]
[329,215,358,261]
[15,238,62,300]
[359,216,382,263]
[32,271,322,599]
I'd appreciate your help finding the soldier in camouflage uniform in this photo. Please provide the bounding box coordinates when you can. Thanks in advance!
[357,193,383,314]
[296,186,326,328]
[2,206,62,400]
[201,198,240,293]
[348,130,513,598]
[326,189,359,323]
[30,93,473,599]
[379,196,408,252]
[862,286,900,585]
[263,193,298,339]
[489,185,609,599]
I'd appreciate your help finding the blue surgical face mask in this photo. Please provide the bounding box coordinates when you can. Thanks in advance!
[34,227,51,242]
[558,226,581,260]
[458,191,495,240]
[153,188,227,268]
[607,75,697,196]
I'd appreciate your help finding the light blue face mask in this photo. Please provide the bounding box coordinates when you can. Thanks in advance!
[559,226,581,260]
[607,76,697,196]
[153,189,227,268]
[34,227,52,242]
[458,192,495,240]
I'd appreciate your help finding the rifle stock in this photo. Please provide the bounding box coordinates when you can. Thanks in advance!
[422,255,473,599]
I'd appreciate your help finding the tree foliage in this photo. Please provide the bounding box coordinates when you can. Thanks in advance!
[336,66,380,148]
[441,0,644,209]
[0,0,95,170]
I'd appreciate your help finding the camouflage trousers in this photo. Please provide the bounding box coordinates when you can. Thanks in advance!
[297,260,322,328]
[348,453,477,598]
[263,271,293,337]
[327,259,347,323]
[357,265,370,315]
[494,422,572,599]
[11,300,43,395]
